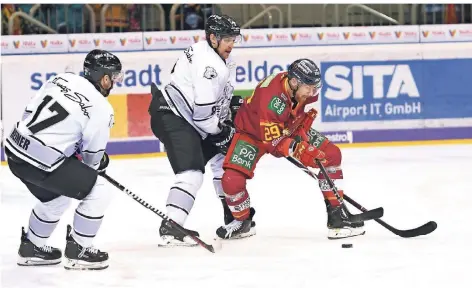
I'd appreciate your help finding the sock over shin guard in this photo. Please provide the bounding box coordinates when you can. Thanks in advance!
[222,169,250,221]
[27,196,71,247]
[72,176,113,247]
[318,168,344,207]
[166,170,203,226]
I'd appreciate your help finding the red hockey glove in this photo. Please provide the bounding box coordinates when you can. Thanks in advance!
[293,108,318,142]
[291,139,327,168]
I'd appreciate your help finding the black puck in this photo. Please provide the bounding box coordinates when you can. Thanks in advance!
[342,244,353,248]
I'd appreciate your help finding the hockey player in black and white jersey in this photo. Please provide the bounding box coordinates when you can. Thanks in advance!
[4,49,123,270]
[148,14,255,247]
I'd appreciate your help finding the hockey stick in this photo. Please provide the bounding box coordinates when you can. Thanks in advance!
[343,194,438,238]
[287,156,384,222]
[102,173,220,253]
[315,158,384,222]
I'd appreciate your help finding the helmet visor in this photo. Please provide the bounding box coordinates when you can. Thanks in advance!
[110,70,124,84]
[220,34,242,44]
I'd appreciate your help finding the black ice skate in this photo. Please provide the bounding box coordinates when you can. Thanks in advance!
[216,207,257,240]
[158,220,200,248]
[326,202,365,240]
[64,225,109,270]
[216,218,255,240]
[17,227,62,266]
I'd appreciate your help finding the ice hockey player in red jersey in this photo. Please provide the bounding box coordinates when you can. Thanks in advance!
[216,58,365,240]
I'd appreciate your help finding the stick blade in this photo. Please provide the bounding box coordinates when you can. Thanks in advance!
[397,221,438,238]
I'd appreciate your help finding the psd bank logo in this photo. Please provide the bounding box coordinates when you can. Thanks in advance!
[321,61,422,122]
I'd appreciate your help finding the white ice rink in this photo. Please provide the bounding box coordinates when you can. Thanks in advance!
[1,144,471,288]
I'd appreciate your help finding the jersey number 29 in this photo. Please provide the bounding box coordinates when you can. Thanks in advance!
[26,95,69,134]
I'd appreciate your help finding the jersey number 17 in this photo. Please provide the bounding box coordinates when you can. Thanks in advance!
[26,95,70,134]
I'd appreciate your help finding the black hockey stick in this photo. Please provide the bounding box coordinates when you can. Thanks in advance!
[315,158,384,222]
[102,173,218,253]
[343,194,438,238]
[287,156,384,223]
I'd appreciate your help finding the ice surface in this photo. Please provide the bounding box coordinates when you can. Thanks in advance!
[1,144,471,288]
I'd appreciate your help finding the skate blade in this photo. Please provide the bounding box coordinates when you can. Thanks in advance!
[17,256,61,266]
[64,258,108,270]
[158,235,198,248]
[220,227,256,240]
[328,227,366,240]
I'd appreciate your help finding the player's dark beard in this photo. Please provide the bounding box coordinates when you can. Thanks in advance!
[289,82,299,109]
[208,38,227,64]
[99,82,113,97]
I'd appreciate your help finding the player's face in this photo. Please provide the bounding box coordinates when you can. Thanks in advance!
[217,35,241,59]
[101,75,112,91]
[295,83,318,103]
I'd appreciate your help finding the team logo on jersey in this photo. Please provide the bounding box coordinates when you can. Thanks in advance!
[203,66,218,79]
[230,140,258,171]
[307,128,327,148]
[268,96,287,115]
[223,82,234,99]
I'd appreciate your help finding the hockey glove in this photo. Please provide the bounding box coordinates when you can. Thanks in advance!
[97,152,110,175]
[291,138,327,168]
[230,95,244,123]
[207,121,236,155]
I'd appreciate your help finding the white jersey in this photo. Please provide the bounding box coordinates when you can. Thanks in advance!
[5,73,114,172]
[160,41,236,138]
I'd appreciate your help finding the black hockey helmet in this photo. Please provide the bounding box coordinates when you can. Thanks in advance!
[205,14,241,45]
[287,58,322,89]
[83,49,123,96]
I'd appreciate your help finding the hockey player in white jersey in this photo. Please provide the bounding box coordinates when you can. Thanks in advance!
[148,14,255,247]
[5,49,123,270]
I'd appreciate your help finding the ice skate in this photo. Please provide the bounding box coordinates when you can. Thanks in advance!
[17,227,62,266]
[158,220,200,247]
[326,204,365,239]
[216,218,255,240]
[216,208,256,240]
[64,225,109,270]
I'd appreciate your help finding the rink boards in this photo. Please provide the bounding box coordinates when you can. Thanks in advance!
[1,25,472,162]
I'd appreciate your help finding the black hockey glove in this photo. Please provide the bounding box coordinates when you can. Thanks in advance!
[97,152,110,175]
[207,121,235,155]
[230,95,244,123]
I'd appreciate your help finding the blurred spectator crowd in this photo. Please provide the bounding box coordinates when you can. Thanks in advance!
[1,4,219,35]
[2,3,471,36]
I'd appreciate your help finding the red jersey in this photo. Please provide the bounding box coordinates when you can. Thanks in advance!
[234,72,318,155]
